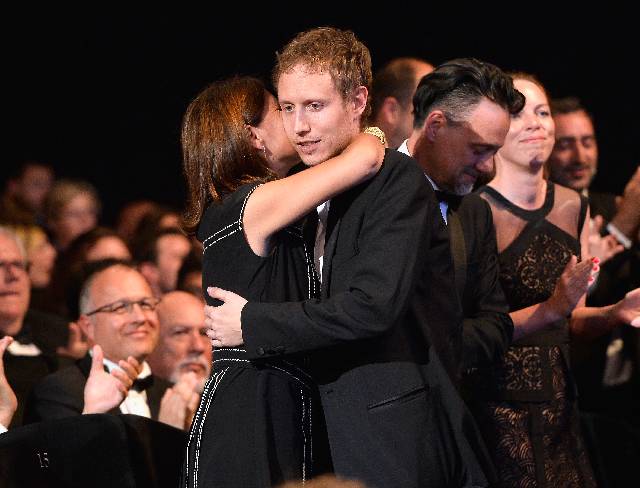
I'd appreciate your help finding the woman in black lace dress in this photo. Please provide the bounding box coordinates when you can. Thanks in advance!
[180,77,384,487]
[468,73,640,487]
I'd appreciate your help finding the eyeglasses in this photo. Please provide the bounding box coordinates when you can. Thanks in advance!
[0,260,29,274]
[85,297,161,316]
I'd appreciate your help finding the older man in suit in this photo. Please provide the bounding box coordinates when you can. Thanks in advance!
[0,226,59,427]
[25,261,175,422]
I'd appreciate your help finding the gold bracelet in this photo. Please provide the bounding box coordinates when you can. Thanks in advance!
[363,126,387,146]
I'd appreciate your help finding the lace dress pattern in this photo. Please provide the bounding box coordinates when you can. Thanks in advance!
[467,183,596,488]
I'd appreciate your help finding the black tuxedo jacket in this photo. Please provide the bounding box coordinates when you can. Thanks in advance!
[588,190,617,222]
[23,354,170,424]
[242,150,492,488]
[456,194,513,371]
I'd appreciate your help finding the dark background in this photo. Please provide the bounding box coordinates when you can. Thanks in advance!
[6,9,638,224]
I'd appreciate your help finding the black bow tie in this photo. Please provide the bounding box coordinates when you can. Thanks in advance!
[131,375,154,392]
[434,190,463,209]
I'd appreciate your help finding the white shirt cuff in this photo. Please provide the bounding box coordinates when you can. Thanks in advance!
[606,222,633,249]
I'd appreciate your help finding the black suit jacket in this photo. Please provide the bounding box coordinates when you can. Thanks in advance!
[242,150,492,488]
[588,190,617,223]
[23,354,170,424]
[455,194,513,371]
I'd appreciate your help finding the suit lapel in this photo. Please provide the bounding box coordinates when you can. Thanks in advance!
[147,377,170,420]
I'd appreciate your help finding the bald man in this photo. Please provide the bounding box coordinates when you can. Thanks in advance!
[371,57,434,149]
[147,291,211,387]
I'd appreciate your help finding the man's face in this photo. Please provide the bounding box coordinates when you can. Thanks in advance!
[278,65,365,166]
[147,291,211,384]
[156,234,191,293]
[547,110,598,191]
[16,165,54,212]
[83,266,159,363]
[418,98,510,195]
[52,193,98,248]
[0,234,30,335]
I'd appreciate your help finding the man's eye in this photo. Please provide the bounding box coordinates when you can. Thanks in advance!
[308,102,322,111]
[280,105,293,113]
[111,303,128,314]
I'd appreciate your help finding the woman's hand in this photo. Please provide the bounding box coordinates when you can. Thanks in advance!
[547,255,595,317]
[205,287,248,347]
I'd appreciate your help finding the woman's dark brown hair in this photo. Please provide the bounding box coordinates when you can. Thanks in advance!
[181,76,277,235]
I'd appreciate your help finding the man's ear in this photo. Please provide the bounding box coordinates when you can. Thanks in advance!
[351,86,369,117]
[245,124,263,151]
[424,110,447,142]
[380,96,401,125]
[77,315,94,344]
[138,262,160,289]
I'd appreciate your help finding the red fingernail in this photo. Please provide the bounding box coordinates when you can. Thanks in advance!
[593,257,600,263]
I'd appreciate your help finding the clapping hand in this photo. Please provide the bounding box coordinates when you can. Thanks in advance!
[82,345,142,414]
[158,372,201,430]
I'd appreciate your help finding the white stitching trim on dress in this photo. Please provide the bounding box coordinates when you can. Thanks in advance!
[301,388,307,483]
[309,397,313,476]
[201,185,260,249]
[282,360,314,383]
[268,364,312,389]
[213,357,250,364]
[202,221,240,244]
[193,367,228,487]
[203,228,239,252]
[184,372,217,486]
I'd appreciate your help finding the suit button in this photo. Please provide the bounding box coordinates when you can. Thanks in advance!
[257,347,265,356]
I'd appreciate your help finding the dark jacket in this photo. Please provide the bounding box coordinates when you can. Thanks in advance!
[242,150,493,488]
[23,354,170,423]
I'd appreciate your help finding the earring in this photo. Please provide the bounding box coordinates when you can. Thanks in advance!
[257,139,267,159]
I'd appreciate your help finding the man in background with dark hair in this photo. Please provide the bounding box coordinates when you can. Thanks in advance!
[548,96,640,487]
[134,228,192,296]
[548,97,640,250]
[370,57,433,149]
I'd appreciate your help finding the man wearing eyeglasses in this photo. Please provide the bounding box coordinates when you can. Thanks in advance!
[24,261,181,424]
[0,226,57,428]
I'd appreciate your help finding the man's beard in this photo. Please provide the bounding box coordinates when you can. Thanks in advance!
[170,355,211,391]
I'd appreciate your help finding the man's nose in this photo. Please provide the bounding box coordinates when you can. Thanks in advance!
[476,155,495,174]
[190,329,207,353]
[294,111,310,135]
